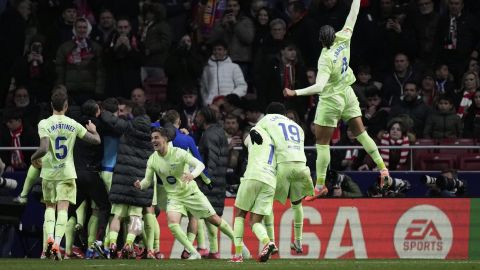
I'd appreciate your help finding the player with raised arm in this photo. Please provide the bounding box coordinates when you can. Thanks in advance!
[134,128,248,259]
[230,126,277,263]
[251,102,314,254]
[283,0,390,200]
[31,86,101,260]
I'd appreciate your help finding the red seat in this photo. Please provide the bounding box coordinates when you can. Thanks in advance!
[416,153,457,170]
[143,78,168,104]
[458,154,480,170]
[413,139,438,165]
[438,138,475,154]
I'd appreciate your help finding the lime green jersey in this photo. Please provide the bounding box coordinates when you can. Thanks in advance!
[256,114,306,163]
[242,127,276,189]
[142,147,202,199]
[38,115,87,180]
[294,0,360,98]
[315,29,356,98]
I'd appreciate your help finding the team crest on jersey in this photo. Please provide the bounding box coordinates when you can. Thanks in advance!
[166,176,176,185]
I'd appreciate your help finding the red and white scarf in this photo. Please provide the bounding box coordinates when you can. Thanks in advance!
[10,125,24,169]
[457,90,475,118]
[380,133,409,169]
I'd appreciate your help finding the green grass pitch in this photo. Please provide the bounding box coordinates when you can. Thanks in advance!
[2,259,480,270]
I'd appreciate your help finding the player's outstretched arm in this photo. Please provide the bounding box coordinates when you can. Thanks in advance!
[343,0,360,33]
[31,137,49,162]
[83,120,101,145]
[291,71,330,96]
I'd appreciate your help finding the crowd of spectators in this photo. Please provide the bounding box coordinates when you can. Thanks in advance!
[1,0,480,179]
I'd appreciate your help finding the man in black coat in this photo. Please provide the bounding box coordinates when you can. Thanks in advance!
[195,107,229,258]
[101,103,153,258]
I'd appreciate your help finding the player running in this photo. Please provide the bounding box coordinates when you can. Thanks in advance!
[283,0,390,200]
[134,128,249,259]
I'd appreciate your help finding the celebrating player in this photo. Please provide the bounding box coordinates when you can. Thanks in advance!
[135,128,249,259]
[31,86,101,260]
[231,126,277,263]
[283,0,390,200]
[251,102,314,254]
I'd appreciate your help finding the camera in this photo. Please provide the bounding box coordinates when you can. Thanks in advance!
[422,175,464,191]
[368,176,410,198]
[224,8,233,15]
[327,169,344,189]
[0,177,18,190]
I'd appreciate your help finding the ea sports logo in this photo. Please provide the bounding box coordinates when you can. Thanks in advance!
[394,205,452,258]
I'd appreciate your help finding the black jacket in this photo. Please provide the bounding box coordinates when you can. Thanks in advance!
[198,123,229,216]
[101,111,154,207]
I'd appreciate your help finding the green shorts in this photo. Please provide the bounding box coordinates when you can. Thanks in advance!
[166,191,216,219]
[42,178,76,204]
[314,86,361,127]
[235,179,275,216]
[111,203,143,218]
[274,162,314,204]
[99,171,113,192]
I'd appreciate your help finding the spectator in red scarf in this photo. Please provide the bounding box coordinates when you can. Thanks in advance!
[0,108,38,172]
[457,71,479,118]
[379,119,411,170]
[55,17,105,104]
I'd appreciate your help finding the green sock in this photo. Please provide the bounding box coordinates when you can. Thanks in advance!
[187,232,196,244]
[100,171,113,192]
[218,219,235,240]
[76,201,86,227]
[252,222,269,245]
[264,213,275,242]
[356,131,386,170]
[54,210,68,244]
[65,217,76,255]
[87,214,98,246]
[153,219,160,250]
[291,203,303,242]
[197,219,206,249]
[144,213,155,250]
[168,223,196,253]
[44,208,55,239]
[233,217,244,255]
[43,222,47,250]
[20,165,40,197]
[104,218,111,247]
[315,144,330,186]
[126,233,136,245]
[109,231,119,245]
[206,221,219,253]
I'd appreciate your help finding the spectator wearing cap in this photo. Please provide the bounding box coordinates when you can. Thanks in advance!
[0,107,38,172]
[48,2,78,55]
[200,40,247,106]
[419,70,439,106]
[55,17,105,104]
